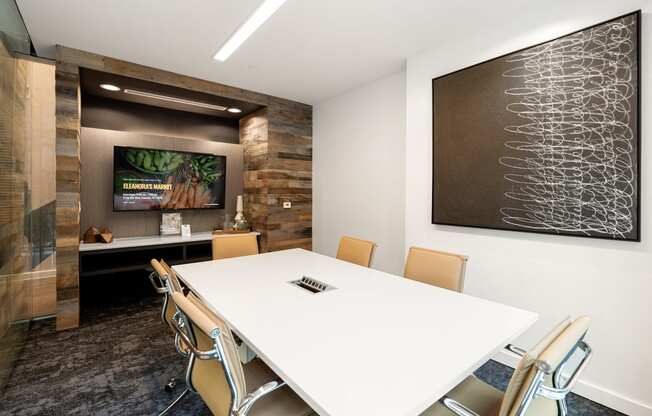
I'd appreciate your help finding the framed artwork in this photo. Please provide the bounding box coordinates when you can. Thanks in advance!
[160,212,182,235]
[432,11,640,241]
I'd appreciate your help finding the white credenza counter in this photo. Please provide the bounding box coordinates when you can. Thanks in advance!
[80,231,215,252]
[80,231,260,252]
[78,231,260,278]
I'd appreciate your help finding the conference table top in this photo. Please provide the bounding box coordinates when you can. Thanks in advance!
[173,248,537,416]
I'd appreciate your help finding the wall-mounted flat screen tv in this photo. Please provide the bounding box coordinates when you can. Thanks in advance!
[113,146,226,211]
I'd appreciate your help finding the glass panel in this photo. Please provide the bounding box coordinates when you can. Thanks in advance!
[0,29,55,392]
[0,34,30,392]
[0,0,31,55]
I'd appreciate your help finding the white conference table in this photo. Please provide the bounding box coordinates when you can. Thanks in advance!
[173,249,537,416]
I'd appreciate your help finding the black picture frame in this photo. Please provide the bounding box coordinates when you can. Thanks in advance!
[431,10,641,241]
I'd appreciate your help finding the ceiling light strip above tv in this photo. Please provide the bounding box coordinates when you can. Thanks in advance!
[123,89,229,111]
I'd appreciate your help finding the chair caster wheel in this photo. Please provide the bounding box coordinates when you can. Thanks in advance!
[165,377,177,392]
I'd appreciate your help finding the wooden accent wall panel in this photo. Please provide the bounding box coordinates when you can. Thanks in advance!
[54,46,312,329]
[263,102,312,251]
[55,64,81,330]
[240,109,270,250]
[239,103,313,252]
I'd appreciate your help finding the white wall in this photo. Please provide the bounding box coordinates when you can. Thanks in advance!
[406,4,651,416]
[314,72,406,274]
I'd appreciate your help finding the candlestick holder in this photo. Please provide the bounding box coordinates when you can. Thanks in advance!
[234,194,245,223]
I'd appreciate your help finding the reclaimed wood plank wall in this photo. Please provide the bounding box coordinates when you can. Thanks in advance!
[265,101,312,251]
[55,46,312,329]
[55,63,81,330]
[240,109,270,250]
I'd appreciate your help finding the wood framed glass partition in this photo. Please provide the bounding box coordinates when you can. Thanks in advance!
[0,15,56,391]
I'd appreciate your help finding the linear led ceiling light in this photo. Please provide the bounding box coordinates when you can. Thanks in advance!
[213,0,288,61]
[123,89,228,111]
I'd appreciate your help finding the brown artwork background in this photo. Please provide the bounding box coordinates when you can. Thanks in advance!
[432,11,639,241]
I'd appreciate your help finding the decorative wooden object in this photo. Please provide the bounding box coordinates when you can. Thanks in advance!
[98,228,114,244]
[83,226,100,243]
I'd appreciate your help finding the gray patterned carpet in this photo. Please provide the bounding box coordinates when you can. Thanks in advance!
[0,275,625,416]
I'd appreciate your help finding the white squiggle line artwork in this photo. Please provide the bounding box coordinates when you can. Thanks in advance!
[499,16,637,238]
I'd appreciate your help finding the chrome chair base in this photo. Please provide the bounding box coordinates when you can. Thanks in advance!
[158,388,190,416]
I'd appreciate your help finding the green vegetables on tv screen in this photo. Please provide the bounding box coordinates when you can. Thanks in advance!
[113,146,226,211]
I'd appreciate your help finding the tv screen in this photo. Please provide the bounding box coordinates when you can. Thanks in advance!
[113,146,226,211]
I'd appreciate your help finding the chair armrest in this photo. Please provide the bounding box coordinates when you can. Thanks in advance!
[235,380,287,416]
[173,332,190,357]
[441,397,482,416]
[148,271,168,294]
[505,344,527,357]
[536,340,592,400]
[170,312,219,360]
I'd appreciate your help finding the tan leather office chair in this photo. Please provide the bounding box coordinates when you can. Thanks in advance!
[212,234,259,260]
[404,246,468,292]
[149,259,191,415]
[336,236,376,267]
[164,256,258,365]
[421,316,592,416]
[169,291,315,416]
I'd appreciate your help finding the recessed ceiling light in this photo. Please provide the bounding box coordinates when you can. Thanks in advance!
[100,83,121,91]
[123,89,228,111]
[227,108,242,114]
[213,0,287,62]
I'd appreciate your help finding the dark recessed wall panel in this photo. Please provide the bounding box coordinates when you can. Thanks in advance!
[80,128,244,238]
[81,94,239,143]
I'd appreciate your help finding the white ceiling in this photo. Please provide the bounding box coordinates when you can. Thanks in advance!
[17,0,644,104]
